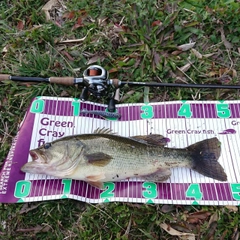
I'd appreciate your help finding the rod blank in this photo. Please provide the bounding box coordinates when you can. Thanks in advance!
[120,81,240,90]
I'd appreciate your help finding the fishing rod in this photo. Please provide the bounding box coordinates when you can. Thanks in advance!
[1,65,240,103]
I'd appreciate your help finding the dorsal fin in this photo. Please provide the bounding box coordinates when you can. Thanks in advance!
[93,128,170,147]
[93,127,116,135]
[132,134,170,146]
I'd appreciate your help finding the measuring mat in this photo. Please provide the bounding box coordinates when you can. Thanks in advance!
[0,96,240,205]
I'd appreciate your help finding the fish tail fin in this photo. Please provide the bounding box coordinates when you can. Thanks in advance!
[187,137,227,181]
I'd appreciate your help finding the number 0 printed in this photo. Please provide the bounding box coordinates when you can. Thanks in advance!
[14,180,31,198]
[30,98,45,113]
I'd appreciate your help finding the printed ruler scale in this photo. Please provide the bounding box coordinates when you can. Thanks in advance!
[0,96,240,205]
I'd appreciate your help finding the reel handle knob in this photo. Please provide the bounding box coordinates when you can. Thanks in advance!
[107,98,116,112]
[80,87,89,101]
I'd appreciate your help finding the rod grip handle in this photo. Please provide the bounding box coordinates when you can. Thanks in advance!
[111,79,121,88]
[0,74,10,81]
[49,77,75,86]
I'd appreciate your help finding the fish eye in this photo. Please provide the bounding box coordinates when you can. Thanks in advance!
[44,143,52,149]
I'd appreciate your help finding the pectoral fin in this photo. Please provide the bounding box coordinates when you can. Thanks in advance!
[86,174,106,181]
[132,134,170,146]
[85,152,112,166]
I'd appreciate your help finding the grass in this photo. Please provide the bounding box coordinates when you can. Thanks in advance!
[0,0,240,239]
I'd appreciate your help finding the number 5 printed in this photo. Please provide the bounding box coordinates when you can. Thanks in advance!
[216,103,231,118]
[230,183,240,200]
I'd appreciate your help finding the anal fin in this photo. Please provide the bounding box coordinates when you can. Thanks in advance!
[142,168,171,182]
[87,181,104,189]
[86,174,105,189]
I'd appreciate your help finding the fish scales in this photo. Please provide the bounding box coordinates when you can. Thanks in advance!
[21,130,228,189]
[69,136,190,181]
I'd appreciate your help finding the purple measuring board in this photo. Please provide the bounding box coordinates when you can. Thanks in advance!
[0,97,239,205]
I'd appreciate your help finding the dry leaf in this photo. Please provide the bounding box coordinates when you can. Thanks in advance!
[72,17,84,30]
[205,221,218,239]
[170,223,193,233]
[120,90,135,102]
[87,55,105,65]
[202,53,215,58]
[191,48,202,59]
[58,28,93,44]
[161,204,176,213]
[178,42,196,51]
[232,227,239,240]
[208,211,219,227]
[42,0,58,21]
[187,211,211,224]
[19,203,41,214]
[152,20,162,26]
[108,68,119,73]
[60,90,70,97]
[58,37,86,44]
[219,27,233,49]
[17,20,24,30]
[16,225,50,233]
[207,71,218,77]
[172,50,183,55]
[160,223,195,240]
[62,51,74,61]
[225,205,238,213]
[113,24,127,33]
[2,45,8,54]
[114,88,120,102]
[219,68,237,78]
[98,17,108,26]
[63,11,76,19]
[179,63,192,73]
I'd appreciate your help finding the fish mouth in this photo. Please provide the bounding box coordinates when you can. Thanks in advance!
[29,150,39,161]
[29,150,47,163]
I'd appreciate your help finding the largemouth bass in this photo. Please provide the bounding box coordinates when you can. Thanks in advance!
[21,129,227,189]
